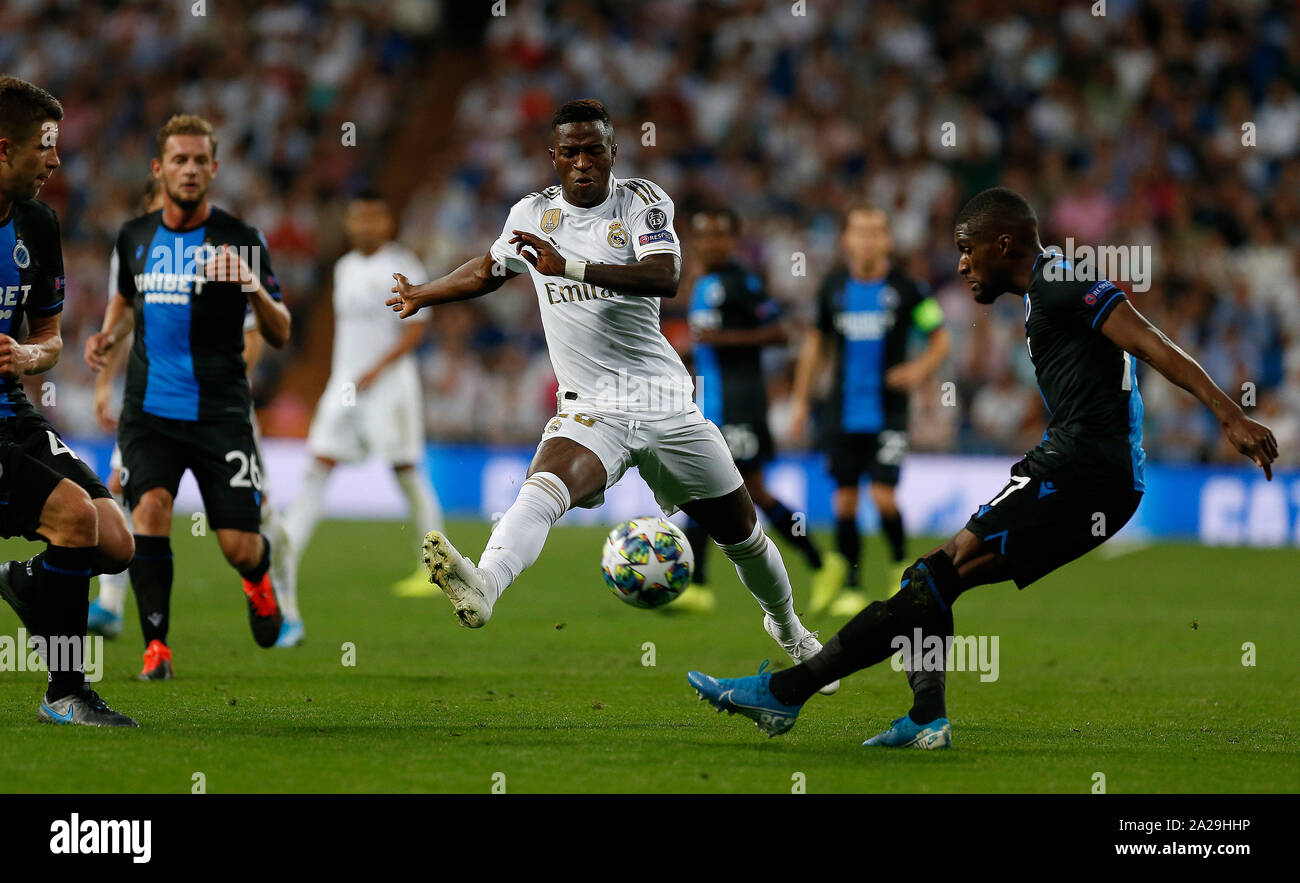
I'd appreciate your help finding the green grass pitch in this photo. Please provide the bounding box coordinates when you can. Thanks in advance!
[1,519,1296,793]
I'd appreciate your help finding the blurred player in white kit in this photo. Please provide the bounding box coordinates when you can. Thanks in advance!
[284,192,444,613]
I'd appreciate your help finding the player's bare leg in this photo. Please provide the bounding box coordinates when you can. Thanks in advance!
[426,437,604,628]
[217,529,283,649]
[680,484,839,695]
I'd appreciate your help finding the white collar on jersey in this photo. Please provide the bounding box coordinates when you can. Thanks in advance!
[557,176,620,216]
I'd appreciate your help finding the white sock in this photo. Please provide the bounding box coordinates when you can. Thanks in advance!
[718,523,801,641]
[263,498,299,622]
[285,459,331,570]
[395,465,443,565]
[477,472,570,603]
[95,494,132,615]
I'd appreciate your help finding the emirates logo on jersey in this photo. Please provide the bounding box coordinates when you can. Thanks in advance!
[607,221,628,248]
[541,208,562,234]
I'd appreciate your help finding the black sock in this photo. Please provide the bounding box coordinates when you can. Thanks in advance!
[239,535,271,583]
[835,517,860,585]
[880,512,906,563]
[769,551,964,707]
[761,499,822,570]
[131,535,173,646]
[38,545,94,701]
[684,521,709,585]
[4,555,46,635]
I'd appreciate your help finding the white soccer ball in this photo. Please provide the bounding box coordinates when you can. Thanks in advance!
[600,516,694,609]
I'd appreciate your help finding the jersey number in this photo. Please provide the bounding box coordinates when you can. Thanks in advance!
[47,431,79,461]
[226,450,263,491]
[988,475,1030,507]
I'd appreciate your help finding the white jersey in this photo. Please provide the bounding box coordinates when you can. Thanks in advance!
[330,242,426,383]
[489,176,691,420]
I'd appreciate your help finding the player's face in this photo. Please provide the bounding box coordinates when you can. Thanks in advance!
[0,121,60,203]
[842,210,891,270]
[955,225,1004,304]
[691,214,736,268]
[345,199,394,253]
[549,122,615,208]
[154,134,217,210]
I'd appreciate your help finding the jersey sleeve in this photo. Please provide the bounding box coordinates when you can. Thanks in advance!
[1042,275,1128,332]
[745,273,782,325]
[114,227,137,300]
[251,228,282,301]
[815,272,839,334]
[624,181,680,261]
[26,204,65,317]
[488,199,535,275]
[908,280,945,335]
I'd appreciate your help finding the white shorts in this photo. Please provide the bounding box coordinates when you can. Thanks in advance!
[307,366,424,465]
[537,400,743,514]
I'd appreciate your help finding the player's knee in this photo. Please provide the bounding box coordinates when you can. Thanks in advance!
[893,550,964,612]
[97,531,135,573]
[132,489,173,533]
[220,535,261,571]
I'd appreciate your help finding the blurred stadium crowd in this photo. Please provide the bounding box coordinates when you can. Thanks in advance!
[7,0,1299,466]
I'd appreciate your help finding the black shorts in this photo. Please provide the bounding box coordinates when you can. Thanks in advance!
[828,429,908,487]
[717,419,775,474]
[964,458,1143,589]
[0,413,111,541]
[119,410,264,533]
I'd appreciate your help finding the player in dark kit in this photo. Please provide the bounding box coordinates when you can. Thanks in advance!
[791,206,949,615]
[680,208,834,613]
[85,114,291,679]
[0,77,137,726]
[688,187,1278,747]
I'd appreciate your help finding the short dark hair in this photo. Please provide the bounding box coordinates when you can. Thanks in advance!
[551,98,612,133]
[0,76,63,145]
[841,203,889,230]
[954,187,1038,237]
[693,206,741,234]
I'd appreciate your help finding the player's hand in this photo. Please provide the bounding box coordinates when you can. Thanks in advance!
[85,331,115,372]
[356,366,383,391]
[508,230,566,276]
[203,244,255,290]
[885,360,927,390]
[388,272,424,318]
[1223,412,1279,480]
[0,334,29,379]
[93,385,118,433]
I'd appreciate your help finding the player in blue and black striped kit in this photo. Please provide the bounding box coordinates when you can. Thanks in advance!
[689,187,1278,748]
[86,114,292,679]
[790,206,950,615]
[681,208,835,612]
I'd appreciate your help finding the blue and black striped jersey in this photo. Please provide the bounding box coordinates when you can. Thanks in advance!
[0,199,65,419]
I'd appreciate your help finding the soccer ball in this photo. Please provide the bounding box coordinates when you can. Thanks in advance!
[600,516,694,609]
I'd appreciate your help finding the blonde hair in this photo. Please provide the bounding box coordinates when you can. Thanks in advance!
[156,114,217,159]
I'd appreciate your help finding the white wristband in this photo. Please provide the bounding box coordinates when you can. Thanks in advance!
[564,259,587,283]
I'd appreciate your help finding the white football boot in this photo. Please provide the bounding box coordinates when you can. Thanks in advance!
[763,614,840,696]
[423,530,494,628]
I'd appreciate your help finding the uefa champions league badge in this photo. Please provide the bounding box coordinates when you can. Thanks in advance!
[12,239,30,269]
[607,221,629,248]
[645,208,667,230]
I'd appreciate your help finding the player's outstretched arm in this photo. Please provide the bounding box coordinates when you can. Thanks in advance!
[85,291,134,372]
[388,252,515,318]
[508,231,679,298]
[1100,299,1279,479]
[0,313,62,379]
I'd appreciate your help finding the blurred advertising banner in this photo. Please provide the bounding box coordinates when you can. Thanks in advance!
[68,438,1298,547]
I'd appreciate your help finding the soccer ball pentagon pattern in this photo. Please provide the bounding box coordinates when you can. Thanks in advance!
[600,517,695,609]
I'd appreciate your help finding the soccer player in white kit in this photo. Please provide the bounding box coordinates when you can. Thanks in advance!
[284,193,444,612]
[386,100,837,692]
